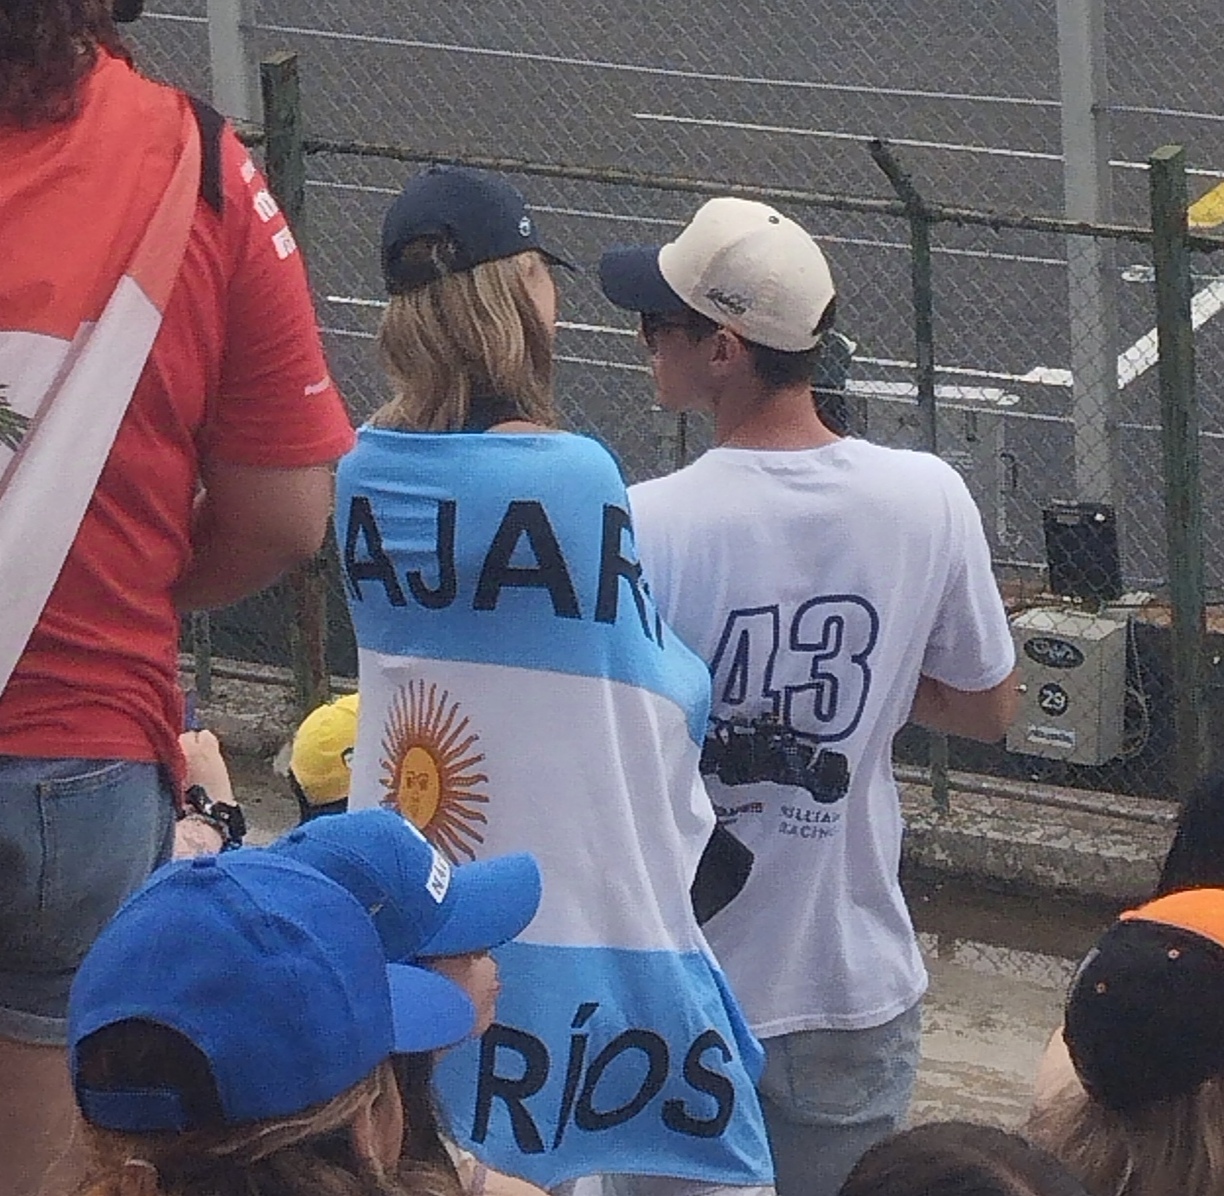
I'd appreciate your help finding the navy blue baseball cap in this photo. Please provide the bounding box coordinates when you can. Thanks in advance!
[270,809,542,960]
[68,852,476,1133]
[599,246,688,315]
[382,165,573,295]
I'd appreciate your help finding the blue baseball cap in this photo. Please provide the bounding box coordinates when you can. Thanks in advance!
[382,165,573,295]
[68,853,476,1133]
[598,245,688,315]
[270,809,542,960]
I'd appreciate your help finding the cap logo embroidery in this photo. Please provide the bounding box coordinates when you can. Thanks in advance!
[426,851,451,903]
[519,216,532,238]
[379,680,489,863]
[705,287,752,317]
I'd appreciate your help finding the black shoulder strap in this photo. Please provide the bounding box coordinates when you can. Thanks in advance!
[187,95,225,217]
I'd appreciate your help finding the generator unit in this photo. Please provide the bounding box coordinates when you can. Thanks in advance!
[1005,607,1128,766]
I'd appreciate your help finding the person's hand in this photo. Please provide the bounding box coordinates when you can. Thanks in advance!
[173,815,225,858]
[179,729,235,804]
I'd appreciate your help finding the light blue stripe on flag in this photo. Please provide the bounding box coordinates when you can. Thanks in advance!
[434,941,773,1189]
[336,429,710,744]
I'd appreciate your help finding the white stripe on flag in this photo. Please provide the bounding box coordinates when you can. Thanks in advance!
[0,279,160,692]
[350,648,717,954]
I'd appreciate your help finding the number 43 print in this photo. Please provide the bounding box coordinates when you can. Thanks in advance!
[710,596,880,742]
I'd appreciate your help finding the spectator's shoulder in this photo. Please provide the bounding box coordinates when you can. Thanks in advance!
[629,455,714,506]
[851,439,976,507]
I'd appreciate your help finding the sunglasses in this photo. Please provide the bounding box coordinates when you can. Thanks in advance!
[640,311,711,353]
[639,311,737,356]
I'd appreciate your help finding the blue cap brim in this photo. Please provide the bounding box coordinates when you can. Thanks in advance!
[598,245,687,314]
[416,853,542,958]
[387,964,477,1052]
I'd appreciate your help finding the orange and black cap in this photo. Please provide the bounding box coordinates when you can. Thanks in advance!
[1064,888,1224,1112]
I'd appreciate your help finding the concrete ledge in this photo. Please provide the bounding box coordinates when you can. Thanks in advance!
[900,783,1172,906]
[188,671,302,762]
[188,669,1176,906]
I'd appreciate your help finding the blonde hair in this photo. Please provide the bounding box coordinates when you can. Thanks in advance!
[373,240,556,432]
[74,1058,454,1196]
[1026,1077,1224,1196]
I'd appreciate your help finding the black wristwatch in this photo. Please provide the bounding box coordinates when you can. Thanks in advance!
[180,785,247,851]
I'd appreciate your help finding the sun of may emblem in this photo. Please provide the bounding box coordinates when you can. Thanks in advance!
[379,680,490,862]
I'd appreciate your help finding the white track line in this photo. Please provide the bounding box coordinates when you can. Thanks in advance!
[326,271,1224,401]
[632,113,1224,179]
[144,11,1224,132]
[244,21,1060,108]
[1117,278,1224,388]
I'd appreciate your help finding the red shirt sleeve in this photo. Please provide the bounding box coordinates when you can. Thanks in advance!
[200,126,355,467]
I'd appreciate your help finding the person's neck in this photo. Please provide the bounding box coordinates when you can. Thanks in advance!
[713,382,842,450]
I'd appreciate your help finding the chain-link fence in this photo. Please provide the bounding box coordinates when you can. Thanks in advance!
[128,2,1224,805]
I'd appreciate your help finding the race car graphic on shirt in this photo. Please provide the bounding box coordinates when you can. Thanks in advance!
[701,595,880,802]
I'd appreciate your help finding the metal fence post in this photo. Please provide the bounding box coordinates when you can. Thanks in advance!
[869,139,950,813]
[261,53,331,716]
[1150,145,1208,799]
[207,0,256,124]
[191,610,213,701]
[260,53,306,241]
[1057,0,1119,505]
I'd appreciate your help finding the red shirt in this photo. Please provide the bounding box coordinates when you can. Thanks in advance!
[0,55,355,781]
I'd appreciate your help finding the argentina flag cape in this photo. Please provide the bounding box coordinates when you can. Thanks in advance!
[336,426,772,1188]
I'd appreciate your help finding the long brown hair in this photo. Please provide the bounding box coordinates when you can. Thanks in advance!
[0,0,131,127]
[1027,1078,1224,1196]
[73,1021,456,1196]
[373,239,556,432]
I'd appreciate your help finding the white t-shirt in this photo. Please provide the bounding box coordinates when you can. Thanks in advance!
[629,438,1015,1037]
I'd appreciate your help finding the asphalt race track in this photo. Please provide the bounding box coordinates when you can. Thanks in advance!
[131,0,1224,590]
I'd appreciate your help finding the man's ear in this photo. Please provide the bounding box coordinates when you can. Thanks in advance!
[710,329,748,369]
[711,330,735,363]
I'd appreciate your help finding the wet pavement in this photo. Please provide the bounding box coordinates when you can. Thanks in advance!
[906,875,1109,1127]
[231,757,1113,1131]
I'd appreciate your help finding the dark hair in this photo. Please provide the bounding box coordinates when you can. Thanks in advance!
[663,297,838,390]
[838,1121,1089,1196]
[0,0,132,127]
[390,1054,457,1177]
[289,771,349,823]
[76,1019,227,1129]
[1155,772,1224,896]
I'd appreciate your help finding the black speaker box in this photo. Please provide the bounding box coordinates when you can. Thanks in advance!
[1043,501,1123,603]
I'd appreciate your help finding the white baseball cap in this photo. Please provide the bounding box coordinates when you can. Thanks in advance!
[598,197,836,353]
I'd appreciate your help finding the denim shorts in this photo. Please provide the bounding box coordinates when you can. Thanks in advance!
[755,1002,922,1196]
[0,756,175,1045]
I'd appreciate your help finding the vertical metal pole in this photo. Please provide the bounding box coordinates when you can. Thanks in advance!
[260,54,306,243]
[910,212,938,457]
[1057,0,1119,504]
[261,53,330,716]
[1150,145,1208,799]
[869,139,950,812]
[191,611,213,702]
[912,214,950,813]
[208,0,256,124]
